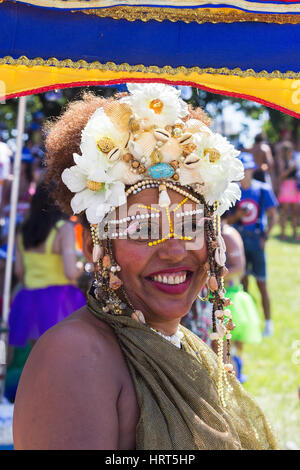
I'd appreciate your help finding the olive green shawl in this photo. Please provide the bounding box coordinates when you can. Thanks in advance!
[87,293,278,450]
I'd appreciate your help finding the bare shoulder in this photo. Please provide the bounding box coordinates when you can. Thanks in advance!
[13,307,134,449]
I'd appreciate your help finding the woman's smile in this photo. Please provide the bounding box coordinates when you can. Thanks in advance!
[145,267,194,295]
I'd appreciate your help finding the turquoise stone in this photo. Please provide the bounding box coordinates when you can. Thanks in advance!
[148,163,175,179]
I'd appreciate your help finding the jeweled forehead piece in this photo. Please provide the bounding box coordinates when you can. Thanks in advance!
[61,82,244,226]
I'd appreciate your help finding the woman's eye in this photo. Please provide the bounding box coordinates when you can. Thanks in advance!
[128,221,160,241]
[174,218,204,238]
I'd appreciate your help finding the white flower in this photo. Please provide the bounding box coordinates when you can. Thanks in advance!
[80,107,127,169]
[121,83,188,127]
[179,132,243,213]
[62,153,126,224]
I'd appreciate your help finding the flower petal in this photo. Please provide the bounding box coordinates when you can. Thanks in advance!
[62,166,86,193]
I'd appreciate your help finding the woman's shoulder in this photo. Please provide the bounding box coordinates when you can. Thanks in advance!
[13,307,131,449]
[29,306,124,367]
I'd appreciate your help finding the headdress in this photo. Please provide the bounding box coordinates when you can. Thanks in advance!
[61,83,244,407]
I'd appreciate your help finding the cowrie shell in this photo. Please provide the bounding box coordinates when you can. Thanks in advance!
[107,147,121,161]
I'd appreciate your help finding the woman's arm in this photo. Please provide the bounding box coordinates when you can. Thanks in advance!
[59,222,84,281]
[222,226,246,281]
[14,235,24,282]
[13,318,122,450]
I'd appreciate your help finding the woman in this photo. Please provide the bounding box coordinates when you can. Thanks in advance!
[8,181,86,348]
[221,219,262,383]
[277,142,300,240]
[13,84,278,450]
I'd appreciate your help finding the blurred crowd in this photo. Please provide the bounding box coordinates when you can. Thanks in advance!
[0,109,299,401]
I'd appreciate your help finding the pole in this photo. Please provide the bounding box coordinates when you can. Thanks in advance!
[0,96,26,403]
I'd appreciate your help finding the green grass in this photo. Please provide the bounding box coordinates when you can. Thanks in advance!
[242,224,300,449]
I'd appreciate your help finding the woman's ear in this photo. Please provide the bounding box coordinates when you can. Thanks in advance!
[82,226,93,262]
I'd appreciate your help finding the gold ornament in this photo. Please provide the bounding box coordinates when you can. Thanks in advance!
[204,147,221,163]
[97,136,115,154]
[149,98,164,114]
[86,180,103,191]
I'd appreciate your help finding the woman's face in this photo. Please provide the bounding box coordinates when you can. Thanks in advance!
[111,187,208,327]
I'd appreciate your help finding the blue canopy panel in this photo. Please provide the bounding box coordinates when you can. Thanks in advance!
[1,1,300,72]
[0,1,300,117]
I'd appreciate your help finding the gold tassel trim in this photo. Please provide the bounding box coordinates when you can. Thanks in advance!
[1,55,299,79]
[78,6,300,25]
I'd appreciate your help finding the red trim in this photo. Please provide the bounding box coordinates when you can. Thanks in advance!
[2,78,300,118]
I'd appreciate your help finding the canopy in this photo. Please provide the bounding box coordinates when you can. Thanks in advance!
[0,0,300,117]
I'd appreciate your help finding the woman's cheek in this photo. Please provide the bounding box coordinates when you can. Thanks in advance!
[113,240,150,279]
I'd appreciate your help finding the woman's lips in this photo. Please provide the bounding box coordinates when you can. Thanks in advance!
[145,269,193,295]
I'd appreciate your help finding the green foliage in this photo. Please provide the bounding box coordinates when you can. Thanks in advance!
[243,224,300,449]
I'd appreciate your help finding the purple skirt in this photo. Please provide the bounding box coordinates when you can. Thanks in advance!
[8,285,86,347]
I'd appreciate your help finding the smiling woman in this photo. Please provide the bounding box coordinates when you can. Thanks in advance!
[12,83,278,450]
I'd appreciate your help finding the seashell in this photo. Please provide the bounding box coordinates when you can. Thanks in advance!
[103,101,132,135]
[216,323,226,339]
[131,310,146,324]
[185,119,212,136]
[129,117,140,133]
[178,166,204,187]
[109,273,123,290]
[159,137,182,163]
[215,309,224,319]
[102,255,111,269]
[178,132,193,145]
[154,128,170,142]
[107,147,121,162]
[217,234,226,251]
[159,188,171,208]
[92,244,103,263]
[221,266,229,277]
[134,131,157,158]
[208,276,218,291]
[109,160,141,186]
[215,246,226,266]
[183,154,201,169]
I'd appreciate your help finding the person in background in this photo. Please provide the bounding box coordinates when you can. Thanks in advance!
[0,148,36,238]
[181,285,212,345]
[0,137,12,204]
[8,181,86,352]
[250,133,275,190]
[221,218,262,383]
[277,141,300,241]
[226,152,278,337]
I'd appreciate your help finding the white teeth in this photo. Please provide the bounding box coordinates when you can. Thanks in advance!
[152,273,187,284]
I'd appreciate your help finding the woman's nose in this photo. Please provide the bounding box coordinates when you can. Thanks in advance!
[156,237,187,263]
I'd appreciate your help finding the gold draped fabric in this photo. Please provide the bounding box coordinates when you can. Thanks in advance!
[87,292,278,450]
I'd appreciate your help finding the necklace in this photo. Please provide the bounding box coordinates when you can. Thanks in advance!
[149,327,184,349]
